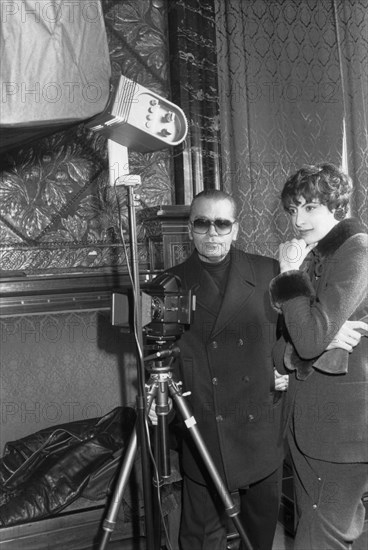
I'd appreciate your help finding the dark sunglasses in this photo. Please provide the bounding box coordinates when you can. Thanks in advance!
[190,218,236,235]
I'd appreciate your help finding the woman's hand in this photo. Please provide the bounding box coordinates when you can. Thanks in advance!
[278,239,316,272]
[326,320,368,352]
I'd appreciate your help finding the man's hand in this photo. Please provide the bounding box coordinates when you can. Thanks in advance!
[148,404,159,426]
[147,398,173,426]
[326,320,368,352]
[278,239,316,272]
[274,369,289,391]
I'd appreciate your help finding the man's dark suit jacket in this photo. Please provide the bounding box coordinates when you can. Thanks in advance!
[168,247,285,491]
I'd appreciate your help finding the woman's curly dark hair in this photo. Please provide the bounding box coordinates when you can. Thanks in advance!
[281,163,353,220]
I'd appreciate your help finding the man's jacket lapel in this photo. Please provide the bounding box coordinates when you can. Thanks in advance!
[170,248,257,336]
[211,248,256,338]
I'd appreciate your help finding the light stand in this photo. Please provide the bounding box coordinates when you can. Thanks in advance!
[87,76,252,549]
[99,175,157,550]
[88,75,189,549]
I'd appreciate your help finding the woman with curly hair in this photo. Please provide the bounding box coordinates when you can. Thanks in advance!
[270,163,368,549]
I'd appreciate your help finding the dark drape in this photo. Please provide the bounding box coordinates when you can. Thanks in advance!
[335,0,368,228]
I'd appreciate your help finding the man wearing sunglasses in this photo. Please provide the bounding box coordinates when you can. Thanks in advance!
[166,189,286,550]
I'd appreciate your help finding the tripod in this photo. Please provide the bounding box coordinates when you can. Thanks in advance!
[99,177,252,549]
[98,339,253,550]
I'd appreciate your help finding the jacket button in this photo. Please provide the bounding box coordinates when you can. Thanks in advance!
[237,338,244,346]
[212,377,218,385]
[211,341,218,349]
[216,415,224,422]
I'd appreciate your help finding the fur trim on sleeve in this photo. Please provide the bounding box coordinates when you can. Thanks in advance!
[269,270,315,311]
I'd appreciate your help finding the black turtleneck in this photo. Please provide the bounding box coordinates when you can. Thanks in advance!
[200,253,231,298]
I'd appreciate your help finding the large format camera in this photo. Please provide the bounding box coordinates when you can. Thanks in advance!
[112,273,195,339]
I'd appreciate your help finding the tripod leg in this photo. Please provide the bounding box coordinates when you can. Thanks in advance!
[98,427,138,550]
[168,379,254,550]
[98,386,159,550]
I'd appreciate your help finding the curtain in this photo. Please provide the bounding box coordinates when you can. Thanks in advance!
[214,0,368,256]
[335,0,368,228]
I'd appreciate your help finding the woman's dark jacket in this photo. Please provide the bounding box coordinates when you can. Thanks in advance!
[168,247,285,492]
[270,218,368,463]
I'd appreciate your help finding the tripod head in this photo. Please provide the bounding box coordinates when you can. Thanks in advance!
[144,338,181,375]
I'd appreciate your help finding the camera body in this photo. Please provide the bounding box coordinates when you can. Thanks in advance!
[112,273,195,339]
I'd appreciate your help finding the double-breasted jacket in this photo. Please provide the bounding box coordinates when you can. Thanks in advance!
[168,247,285,491]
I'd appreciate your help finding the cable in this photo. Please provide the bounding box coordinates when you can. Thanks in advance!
[114,179,174,549]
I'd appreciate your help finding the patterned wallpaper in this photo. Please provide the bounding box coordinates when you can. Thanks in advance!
[0,310,137,453]
[0,0,174,274]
